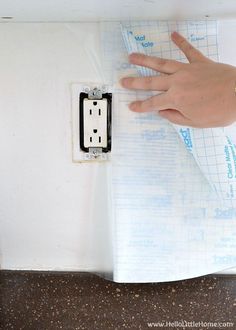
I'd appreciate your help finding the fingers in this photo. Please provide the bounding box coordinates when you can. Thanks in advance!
[158,109,194,126]
[129,93,172,113]
[129,52,186,74]
[171,31,208,63]
[120,75,171,91]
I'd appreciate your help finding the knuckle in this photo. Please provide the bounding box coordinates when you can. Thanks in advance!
[179,38,187,48]
[157,58,169,69]
[180,39,196,54]
[186,44,195,53]
[146,97,156,109]
[144,76,153,87]
[157,58,167,66]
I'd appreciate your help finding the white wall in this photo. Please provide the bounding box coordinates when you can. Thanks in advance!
[0,23,113,271]
[1,20,236,272]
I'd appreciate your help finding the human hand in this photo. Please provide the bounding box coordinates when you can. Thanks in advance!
[120,31,236,128]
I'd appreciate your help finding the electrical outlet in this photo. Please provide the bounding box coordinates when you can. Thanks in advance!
[71,83,112,162]
[80,94,112,154]
[82,98,108,149]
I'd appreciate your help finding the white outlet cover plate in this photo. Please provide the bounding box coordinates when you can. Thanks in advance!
[71,83,112,162]
[83,98,108,148]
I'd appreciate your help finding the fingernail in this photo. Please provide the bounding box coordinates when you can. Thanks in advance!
[128,52,142,62]
[129,53,138,59]
[120,77,128,87]
[171,31,178,38]
[129,102,136,111]
[119,78,125,86]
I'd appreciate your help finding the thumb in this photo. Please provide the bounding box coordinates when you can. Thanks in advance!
[158,109,194,126]
[171,31,210,63]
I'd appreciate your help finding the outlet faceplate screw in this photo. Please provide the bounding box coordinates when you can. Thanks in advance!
[88,87,103,99]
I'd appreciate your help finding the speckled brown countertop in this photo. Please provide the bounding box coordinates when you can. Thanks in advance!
[0,271,236,329]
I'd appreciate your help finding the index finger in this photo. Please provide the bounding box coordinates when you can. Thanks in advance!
[171,31,208,63]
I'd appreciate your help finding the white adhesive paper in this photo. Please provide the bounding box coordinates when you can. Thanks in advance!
[121,20,236,206]
[101,20,236,282]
